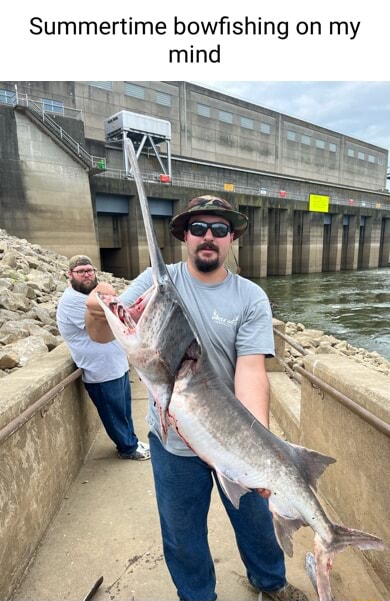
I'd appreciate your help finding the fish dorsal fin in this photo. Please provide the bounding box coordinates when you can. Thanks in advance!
[269,509,307,557]
[215,470,251,509]
[289,444,336,491]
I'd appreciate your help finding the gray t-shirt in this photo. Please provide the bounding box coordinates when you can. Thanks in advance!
[120,262,274,455]
[57,287,129,383]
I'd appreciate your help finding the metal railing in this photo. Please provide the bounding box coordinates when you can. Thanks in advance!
[95,166,390,211]
[0,91,83,120]
[10,92,106,171]
[0,368,82,446]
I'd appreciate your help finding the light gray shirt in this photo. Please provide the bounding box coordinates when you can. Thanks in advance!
[57,286,129,384]
[120,262,274,456]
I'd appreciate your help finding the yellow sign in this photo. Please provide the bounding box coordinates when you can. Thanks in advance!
[224,183,234,192]
[309,194,329,213]
[375,203,381,209]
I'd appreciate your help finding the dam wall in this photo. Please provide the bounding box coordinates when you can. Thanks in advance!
[0,106,100,266]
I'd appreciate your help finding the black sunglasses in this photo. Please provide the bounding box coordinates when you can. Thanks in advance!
[187,221,231,238]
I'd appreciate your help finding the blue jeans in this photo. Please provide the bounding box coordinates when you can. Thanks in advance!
[149,432,286,601]
[84,372,138,455]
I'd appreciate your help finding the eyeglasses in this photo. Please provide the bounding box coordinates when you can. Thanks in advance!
[187,221,231,238]
[71,268,96,276]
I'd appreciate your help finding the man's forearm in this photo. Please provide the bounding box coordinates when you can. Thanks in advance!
[234,355,270,428]
[85,310,115,343]
[85,283,116,343]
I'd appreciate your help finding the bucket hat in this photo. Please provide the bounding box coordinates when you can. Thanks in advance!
[169,195,248,241]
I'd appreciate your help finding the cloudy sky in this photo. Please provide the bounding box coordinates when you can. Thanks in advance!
[195,81,390,167]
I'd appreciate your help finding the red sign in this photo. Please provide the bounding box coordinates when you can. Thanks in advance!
[348,198,355,205]
[160,174,171,183]
[279,190,287,198]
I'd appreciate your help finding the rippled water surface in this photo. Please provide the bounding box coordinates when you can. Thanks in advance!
[252,269,390,360]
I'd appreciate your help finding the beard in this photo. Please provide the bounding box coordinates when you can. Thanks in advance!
[194,243,220,273]
[71,277,98,295]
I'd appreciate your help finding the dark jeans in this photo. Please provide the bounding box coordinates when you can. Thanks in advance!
[149,432,286,601]
[84,371,138,455]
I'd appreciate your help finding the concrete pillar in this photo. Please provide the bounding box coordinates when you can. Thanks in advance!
[239,206,268,278]
[327,213,343,271]
[343,215,359,270]
[293,211,323,273]
[292,211,305,273]
[304,213,324,273]
[128,196,150,276]
[98,212,135,280]
[119,211,138,279]
[379,217,390,267]
[361,215,381,269]
[267,208,292,275]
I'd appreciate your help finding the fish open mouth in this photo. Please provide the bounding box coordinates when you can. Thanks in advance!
[177,340,202,376]
[98,295,135,329]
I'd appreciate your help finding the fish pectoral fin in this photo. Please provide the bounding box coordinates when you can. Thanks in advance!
[290,443,336,491]
[270,512,307,557]
[215,471,251,510]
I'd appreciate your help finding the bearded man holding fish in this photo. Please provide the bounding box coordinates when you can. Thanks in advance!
[86,195,309,601]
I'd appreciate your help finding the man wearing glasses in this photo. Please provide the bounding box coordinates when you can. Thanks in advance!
[56,255,150,461]
[86,197,308,601]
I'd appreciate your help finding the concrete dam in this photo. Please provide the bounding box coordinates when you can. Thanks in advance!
[0,81,389,281]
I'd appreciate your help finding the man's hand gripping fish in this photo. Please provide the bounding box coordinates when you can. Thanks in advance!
[96,138,388,601]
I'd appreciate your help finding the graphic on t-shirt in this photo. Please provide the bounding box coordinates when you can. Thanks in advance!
[212,309,238,327]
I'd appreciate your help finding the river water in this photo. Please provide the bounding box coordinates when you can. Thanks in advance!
[252,268,390,360]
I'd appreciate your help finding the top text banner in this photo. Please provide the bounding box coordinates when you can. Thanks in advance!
[1,0,387,80]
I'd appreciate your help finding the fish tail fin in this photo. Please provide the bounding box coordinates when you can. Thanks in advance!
[329,523,388,553]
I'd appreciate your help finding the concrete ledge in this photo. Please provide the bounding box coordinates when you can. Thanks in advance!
[300,354,390,591]
[268,372,301,443]
[266,318,285,372]
[0,344,100,601]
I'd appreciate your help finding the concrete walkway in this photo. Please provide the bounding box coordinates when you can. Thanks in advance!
[11,371,387,601]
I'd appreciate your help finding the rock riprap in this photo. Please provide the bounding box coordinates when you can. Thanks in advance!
[283,321,390,377]
[0,229,129,377]
[0,228,388,378]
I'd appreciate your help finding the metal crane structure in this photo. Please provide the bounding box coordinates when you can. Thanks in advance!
[104,110,172,182]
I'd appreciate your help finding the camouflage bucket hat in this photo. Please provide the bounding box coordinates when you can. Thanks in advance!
[68,255,94,270]
[169,195,248,242]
